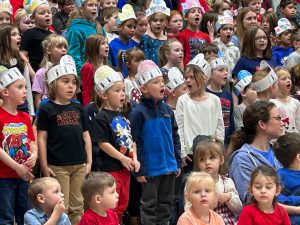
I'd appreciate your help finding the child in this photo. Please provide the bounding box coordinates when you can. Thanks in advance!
[24,177,71,225]
[166,10,183,39]
[241,0,264,22]
[206,56,235,145]
[234,70,257,129]
[99,7,119,43]
[286,29,300,68]
[140,0,170,65]
[159,39,184,74]
[32,34,68,109]
[132,11,148,44]
[0,0,12,24]
[81,34,108,106]
[213,10,240,82]
[272,18,294,66]
[194,138,242,225]
[270,67,300,133]
[118,47,146,103]
[99,0,117,10]
[109,4,137,77]
[237,166,291,225]
[175,53,224,172]
[52,0,75,34]
[279,0,299,28]
[14,9,35,35]
[91,65,139,222]
[78,172,119,224]
[129,60,182,225]
[177,172,225,225]
[37,55,92,225]
[67,0,98,75]
[212,0,232,15]
[0,67,37,225]
[178,0,211,66]
[261,11,278,40]
[21,0,53,72]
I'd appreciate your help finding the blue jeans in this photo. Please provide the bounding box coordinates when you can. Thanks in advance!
[0,178,29,225]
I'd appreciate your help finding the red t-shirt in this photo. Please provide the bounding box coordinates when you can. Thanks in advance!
[0,107,35,178]
[237,203,291,225]
[78,209,119,225]
[81,62,94,107]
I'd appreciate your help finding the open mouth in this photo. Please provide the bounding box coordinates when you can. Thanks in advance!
[226,34,231,39]
[16,41,21,47]
[160,89,164,94]
[287,83,291,88]
[195,18,200,22]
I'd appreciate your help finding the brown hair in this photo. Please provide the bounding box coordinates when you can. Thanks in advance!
[184,64,207,89]
[199,12,217,35]
[167,10,182,22]
[117,47,146,71]
[148,12,168,23]
[212,0,232,14]
[290,64,300,95]
[158,38,182,67]
[261,11,278,35]
[99,6,119,26]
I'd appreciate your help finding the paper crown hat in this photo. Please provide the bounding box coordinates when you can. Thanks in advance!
[24,0,48,15]
[216,10,234,31]
[187,53,211,78]
[234,70,252,93]
[0,66,24,89]
[275,18,293,36]
[181,0,205,16]
[136,60,162,87]
[0,0,12,15]
[94,66,122,93]
[165,67,184,93]
[252,61,278,92]
[210,57,227,69]
[47,55,77,84]
[146,0,170,17]
[116,4,136,25]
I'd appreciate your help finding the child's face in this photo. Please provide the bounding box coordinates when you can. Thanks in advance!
[62,1,75,15]
[81,0,98,20]
[281,3,296,19]
[249,174,280,207]
[43,181,64,210]
[55,75,77,102]
[106,12,118,32]
[47,43,67,64]
[33,4,52,29]
[142,76,165,100]
[186,8,202,28]
[293,35,300,50]
[242,11,257,30]
[211,66,228,87]
[149,13,166,36]
[167,41,184,66]
[99,38,109,58]
[219,24,234,44]
[279,30,292,47]
[242,85,257,103]
[19,16,35,33]
[254,29,268,53]
[119,19,136,40]
[127,57,143,74]
[277,70,292,95]
[218,2,231,15]
[100,183,119,209]
[101,0,117,9]
[10,27,21,52]
[248,0,261,14]
[5,78,27,105]
[135,16,148,37]
[197,152,223,177]
[167,14,183,33]
[184,69,206,95]
[102,81,125,111]
[261,17,270,35]
[0,11,11,25]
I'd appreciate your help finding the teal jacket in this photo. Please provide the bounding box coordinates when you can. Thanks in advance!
[67,19,97,77]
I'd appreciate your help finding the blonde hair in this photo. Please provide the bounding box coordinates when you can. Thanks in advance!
[274,66,289,78]
[14,8,26,25]
[40,34,68,68]
[252,67,274,95]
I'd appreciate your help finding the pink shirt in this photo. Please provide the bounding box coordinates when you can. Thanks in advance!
[177,208,225,225]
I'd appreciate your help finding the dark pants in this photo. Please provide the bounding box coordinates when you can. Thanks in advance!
[140,174,175,225]
[0,178,29,225]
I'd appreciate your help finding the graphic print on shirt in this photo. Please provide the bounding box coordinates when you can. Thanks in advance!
[111,116,134,158]
[57,110,81,126]
[220,97,231,128]
[2,123,30,163]
[189,38,207,61]
[278,107,295,133]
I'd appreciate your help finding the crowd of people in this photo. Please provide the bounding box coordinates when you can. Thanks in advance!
[0,0,300,224]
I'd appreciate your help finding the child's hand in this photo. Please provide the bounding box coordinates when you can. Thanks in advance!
[133,158,140,172]
[25,151,37,168]
[218,193,231,204]
[53,198,65,216]
[182,155,192,167]
[136,176,147,183]
[16,164,34,181]
[176,168,181,178]
[120,156,134,171]
[207,21,214,35]
[41,166,56,177]
[85,163,92,175]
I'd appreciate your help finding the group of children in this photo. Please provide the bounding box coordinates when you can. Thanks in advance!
[1,0,300,224]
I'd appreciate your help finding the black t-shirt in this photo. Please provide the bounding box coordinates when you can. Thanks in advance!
[20,28,52,72]
[92,109,134,171]
[37,101,88,165]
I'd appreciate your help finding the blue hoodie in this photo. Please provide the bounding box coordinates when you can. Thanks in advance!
[67,19,97,76]
[272,46,294,66]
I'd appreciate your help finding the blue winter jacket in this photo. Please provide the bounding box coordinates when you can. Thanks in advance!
[229,143,282,203]
[129,97,182,177]
[67,19,97,76]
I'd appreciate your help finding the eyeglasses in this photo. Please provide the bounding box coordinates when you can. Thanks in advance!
[269,116,282,121]
[255,36,268,41]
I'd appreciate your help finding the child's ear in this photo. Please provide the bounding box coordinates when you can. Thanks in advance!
[247,185,253,196]
[100,92,108,100]
[94,194,102,204]
[46,47,51,56]
[275,185,282,196]
[220,156,224,165]
[1,89,9,97]
[37,193,46,204]
[241,90,246,98]
[140,85,147,94]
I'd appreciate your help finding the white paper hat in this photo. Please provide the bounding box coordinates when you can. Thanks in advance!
[182,0,204,16]
[216,10,234,31]
[136,60,162,87]
[116,4,136,25]
[0,0,12,15]
[275,18,293,36]
[252,61,278,92]
[94,66,122,93]
[47,55,77,84]
[0,66,24,89]
[187,53,211,78]
[165,67,184,92]
[146,0,170,17]
[210,57,227,69]
[235,70,252,93]
[23,0,48,15]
